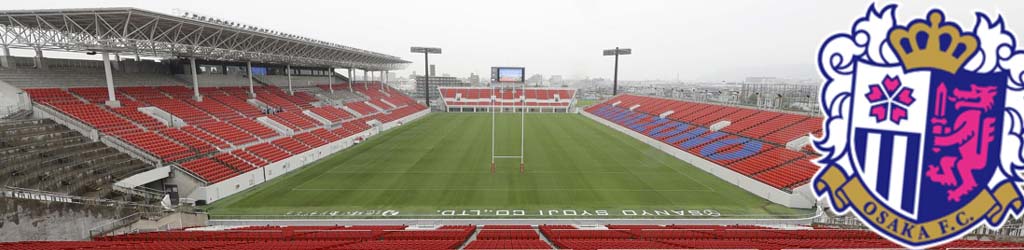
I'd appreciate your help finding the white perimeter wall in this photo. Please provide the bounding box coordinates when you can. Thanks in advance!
[184,109,432,203]
[580,111,815,209]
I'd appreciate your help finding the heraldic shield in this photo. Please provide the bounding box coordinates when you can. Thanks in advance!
[851,58,1006,222]
[813,7,1024,248]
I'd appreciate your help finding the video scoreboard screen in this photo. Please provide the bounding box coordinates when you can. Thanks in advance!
[491,67,525,83]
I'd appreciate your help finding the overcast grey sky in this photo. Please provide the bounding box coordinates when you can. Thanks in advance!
[3,1,1022,81]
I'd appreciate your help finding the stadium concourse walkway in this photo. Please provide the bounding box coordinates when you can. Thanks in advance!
[2,224,1021,249]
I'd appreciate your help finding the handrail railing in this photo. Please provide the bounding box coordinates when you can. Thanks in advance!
[170,163,210,187]
[112,184,165,201]
[32,101,165,169]
[32,104,98,140]
[88,212,142,238]
[0,105,22,118]
[100,135,162,166]
[1,186,162,208]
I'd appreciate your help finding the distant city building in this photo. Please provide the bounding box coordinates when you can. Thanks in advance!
[429,65,436,76]
[415,75,465,109]
[468,73,480,85]
[527,74,543,86]
[744,76,779,84]
[549,75,563,86]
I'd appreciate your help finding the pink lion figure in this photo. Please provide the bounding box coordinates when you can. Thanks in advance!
[925,84,998,202]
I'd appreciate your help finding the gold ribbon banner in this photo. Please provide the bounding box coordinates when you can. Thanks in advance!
[815,165,1023,244]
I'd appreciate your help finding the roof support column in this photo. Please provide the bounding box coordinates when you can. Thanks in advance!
[112,53,120,71]
[348,68,353,92]
[0,45,12,69]
[102,51,120,108]
[363,69,368,84]
[382,71,387,91]
[33,48,48,70]
[287,65,293,95]
[328,67,334,94]
[247,61,256,99]
[190,57,202,101]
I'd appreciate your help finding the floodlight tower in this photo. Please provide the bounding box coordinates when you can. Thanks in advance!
[603,47,631,96]
[411,47,441,107]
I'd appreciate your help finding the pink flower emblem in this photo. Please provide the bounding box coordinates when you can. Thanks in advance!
[865,76,915,124]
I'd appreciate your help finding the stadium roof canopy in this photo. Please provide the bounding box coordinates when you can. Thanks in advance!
[0,7,409,71]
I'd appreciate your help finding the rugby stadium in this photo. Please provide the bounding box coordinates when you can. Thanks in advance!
[0,4,1022,250]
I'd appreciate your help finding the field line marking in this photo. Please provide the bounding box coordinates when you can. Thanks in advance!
[322,170,632,174]
[299,114,446,190]
[592,115,718,193]
[290,188,715,192]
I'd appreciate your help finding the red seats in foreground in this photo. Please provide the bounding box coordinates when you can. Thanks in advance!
[4,224,1020,250]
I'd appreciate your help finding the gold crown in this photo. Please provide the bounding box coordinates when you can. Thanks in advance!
[888,10,978,74]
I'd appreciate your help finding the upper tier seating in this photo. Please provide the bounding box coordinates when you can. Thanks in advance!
[46,102,140,135]
[345,101,380,116]
[23,88,80,104]
[207,94,263,117]
[313,84,370,104]
[586,94,822,190]
[67,87,130,103]
[255,86,311,111]
[177,73,250,86]
[308,106,354,123]
[118,131,193,162]
[158,127,218,154]
[186,98,244,120]
[146,98,216,124]
[257,75,331,87]
[196,121,259,146]
[320,82,421,112]
[0,67,183,88]
[117,86,167,100]
[227,118,279,139]
[270,111,321,130]
[24,83,426,184]
[109,104,164,130]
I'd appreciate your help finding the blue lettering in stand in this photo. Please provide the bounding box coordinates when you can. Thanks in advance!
[678,131,726,149]
[631,118,669,131]
[666,127,707,144]
[702,138,763,161]
[648,121,686,137]
[622,113,649,126]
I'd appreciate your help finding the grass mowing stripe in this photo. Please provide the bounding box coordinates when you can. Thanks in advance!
[205,113,810,218]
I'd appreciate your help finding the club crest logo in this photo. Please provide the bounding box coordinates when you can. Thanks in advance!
[813,4,1024,248]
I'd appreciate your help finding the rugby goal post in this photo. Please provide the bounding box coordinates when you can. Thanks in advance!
[490,82,525,174]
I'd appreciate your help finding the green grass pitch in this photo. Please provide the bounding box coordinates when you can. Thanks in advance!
[205,113,810,218]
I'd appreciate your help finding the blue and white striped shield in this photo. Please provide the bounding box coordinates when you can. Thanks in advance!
[852,128,922,218]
